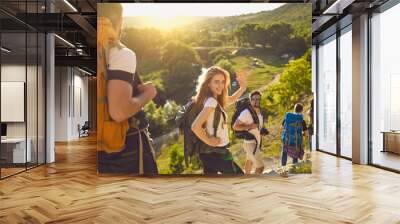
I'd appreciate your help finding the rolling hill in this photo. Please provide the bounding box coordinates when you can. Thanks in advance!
[123,3,311,34]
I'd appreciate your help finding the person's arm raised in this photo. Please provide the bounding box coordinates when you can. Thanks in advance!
[227,71,248,106]
[191,106,221,147]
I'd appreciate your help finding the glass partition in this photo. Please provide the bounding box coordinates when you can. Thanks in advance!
[0,1,46,179]
[339,26,352,158]
[317,35,337,154]
[370,3,400,171]
[1,31,28,177]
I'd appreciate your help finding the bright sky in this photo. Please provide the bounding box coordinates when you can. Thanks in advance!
[122,3,285,17]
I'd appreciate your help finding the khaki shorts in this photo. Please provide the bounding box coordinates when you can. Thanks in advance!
[243,141,264,169]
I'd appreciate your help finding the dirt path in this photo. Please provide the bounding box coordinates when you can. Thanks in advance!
[255,72,281,93]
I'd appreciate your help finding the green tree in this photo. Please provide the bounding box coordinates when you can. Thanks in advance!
[266,23,294,54]
[234,23,256,47]
[216,59,240,95]
[234,23,268,48]
[169,144,184,174]
[144,101,168,137]
[163,100,180,121]
[288,36,308,58]
[161,41,202,104]
[216,59,235,76]
[198,38,223,47]
[161,41,201,70]
[209,48,232,65]
[144,100,180,138]
[121,27,164,61]
[214,32,232,44]
[253,24,268,47]
[263,50,311,112]
[233,28,244,46]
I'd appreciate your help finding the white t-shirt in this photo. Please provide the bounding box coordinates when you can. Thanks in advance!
[237,108,263,144]
[108,46,137,74]
[237,108,263,129]
[204,97,229,147]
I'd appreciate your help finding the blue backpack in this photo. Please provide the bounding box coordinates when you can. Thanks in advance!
[281,112,304,159]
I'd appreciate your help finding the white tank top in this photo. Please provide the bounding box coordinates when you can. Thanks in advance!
[203,97,229,147]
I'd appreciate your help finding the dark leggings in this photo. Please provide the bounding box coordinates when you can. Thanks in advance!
[98,131,158,175]
[199,152,243,175]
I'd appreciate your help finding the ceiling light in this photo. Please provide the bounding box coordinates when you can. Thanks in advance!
[54,34,75,48]
[323,0,355,15]
[1,47,11,53]
[63,0,78,12]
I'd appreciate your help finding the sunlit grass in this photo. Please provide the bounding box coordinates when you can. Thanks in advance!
[289,160,312,174]
[231,56,283,91]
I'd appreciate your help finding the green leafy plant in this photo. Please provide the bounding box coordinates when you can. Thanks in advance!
[289,161,312,174]
[169,144,185,174]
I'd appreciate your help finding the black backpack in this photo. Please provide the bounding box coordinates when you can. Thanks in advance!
[175,99,224,166]
[231,98,260,140]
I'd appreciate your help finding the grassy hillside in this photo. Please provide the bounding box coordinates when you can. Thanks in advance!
[123,4,311,37]
[240,4,311,25]
[192,4,311,36]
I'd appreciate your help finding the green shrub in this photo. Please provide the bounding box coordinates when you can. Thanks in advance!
[144,100,180,138]
[169,144,185,174]
[209,48,232,65]
[289,161,312,174]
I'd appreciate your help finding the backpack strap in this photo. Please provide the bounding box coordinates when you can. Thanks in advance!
[99,46,111,122]
[283,113,289,146]
[213,105,222,137]
[247,105,259,126]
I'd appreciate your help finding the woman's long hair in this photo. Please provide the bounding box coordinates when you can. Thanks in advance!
[194,66,230,108]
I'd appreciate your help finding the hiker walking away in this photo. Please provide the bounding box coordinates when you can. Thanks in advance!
[281,103,308,166]
[187,66,247,174]
[97,3,158,174]
[232,91,269,174]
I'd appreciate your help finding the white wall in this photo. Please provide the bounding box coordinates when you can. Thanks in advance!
[71,73,89,138]
[54,67,89,141]
[1,63,45,164]
[1,65,26,144]
[1,65,33,138]
[55,66,69,141]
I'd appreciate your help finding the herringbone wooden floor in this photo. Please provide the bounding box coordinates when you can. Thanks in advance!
[1,136,399,224]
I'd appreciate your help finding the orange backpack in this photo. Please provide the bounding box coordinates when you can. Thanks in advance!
[97,18,129,153]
